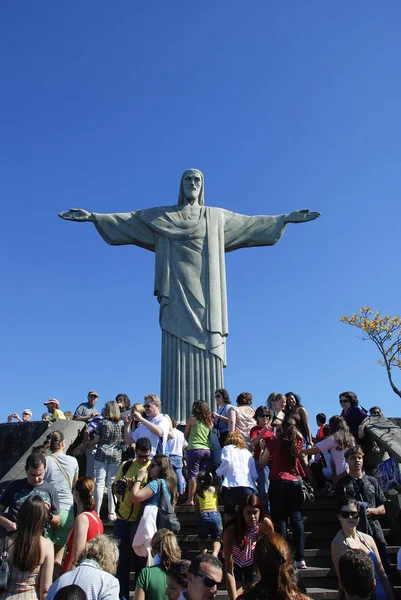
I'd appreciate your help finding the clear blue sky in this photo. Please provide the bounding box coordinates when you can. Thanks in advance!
[2,1,401,424]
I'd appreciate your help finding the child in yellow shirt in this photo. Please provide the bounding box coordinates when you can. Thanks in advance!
[195,471,222,557]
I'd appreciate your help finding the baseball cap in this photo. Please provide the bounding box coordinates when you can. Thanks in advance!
[44,399,60,407]
[87,391,99,398]
[22,409,32,416]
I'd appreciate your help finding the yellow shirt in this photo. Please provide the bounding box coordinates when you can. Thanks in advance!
[115,459,150,522]
[196,491,219,512]
[50,409,66,421]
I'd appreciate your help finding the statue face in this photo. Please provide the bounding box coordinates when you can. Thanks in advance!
[182,171,202,202]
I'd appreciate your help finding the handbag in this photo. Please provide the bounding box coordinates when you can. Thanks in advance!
[156,480,180,534]
[208,429,222,470]
[298,477,315,504]
[294,463,315,504]
[0,537,9,592]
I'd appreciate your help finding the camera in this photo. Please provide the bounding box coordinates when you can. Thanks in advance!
[116,477,131,497]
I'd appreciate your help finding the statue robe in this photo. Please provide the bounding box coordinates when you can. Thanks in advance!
[92,204,287,420]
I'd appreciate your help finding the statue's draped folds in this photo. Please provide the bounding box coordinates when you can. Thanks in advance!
[93,204,287,419]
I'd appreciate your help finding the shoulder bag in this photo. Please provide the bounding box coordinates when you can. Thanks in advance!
[156,480,180,534]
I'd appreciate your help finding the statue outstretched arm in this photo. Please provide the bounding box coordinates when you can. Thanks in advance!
[58,209,94,222]
[59,208,156,250]
[284,209,321,224]
[223,207,320,252]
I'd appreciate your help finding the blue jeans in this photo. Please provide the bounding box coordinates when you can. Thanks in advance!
[256,460,270,514]
[169,455,184,495]
[269,479,305,561]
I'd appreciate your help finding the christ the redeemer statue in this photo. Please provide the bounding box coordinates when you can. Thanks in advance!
[59,169,320,421]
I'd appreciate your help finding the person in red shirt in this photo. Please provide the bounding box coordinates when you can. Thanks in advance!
[250,407,274,514]
[259,418,307,569]
[315,412,327,443]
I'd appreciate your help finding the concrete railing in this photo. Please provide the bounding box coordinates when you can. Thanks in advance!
[0,420,85,493]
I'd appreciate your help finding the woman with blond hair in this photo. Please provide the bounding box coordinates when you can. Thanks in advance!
[215,432,258,519]
[63,477,103,573]
[46,535,120,600]
[131,454,178,570]
[134,529,181,600]
[0,495,54,600]
[90,400,124,519]
[184,400,213,506]
[241,531,312,600]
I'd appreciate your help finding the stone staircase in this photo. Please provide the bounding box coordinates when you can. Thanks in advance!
[102,493,401,600]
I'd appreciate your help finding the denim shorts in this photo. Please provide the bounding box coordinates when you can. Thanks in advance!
[198,511,223,540]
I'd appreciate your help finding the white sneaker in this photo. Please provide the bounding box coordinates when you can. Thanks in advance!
[295,560,307,569]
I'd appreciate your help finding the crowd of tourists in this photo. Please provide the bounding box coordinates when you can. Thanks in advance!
[0,389,397,600]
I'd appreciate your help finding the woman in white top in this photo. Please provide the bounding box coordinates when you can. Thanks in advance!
[215,432,258,520]
[228,392,255,448]
[300,415,354,483]
[36,430,79,577]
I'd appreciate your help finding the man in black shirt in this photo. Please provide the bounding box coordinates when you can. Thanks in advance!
[336,445,390,577]
[0,451,60,533]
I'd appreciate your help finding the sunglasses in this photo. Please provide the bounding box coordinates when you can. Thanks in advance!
[22,413,31,416]
[339,400,350,404]
[193,573,221,588]
[144,404,152,409]
[340,510,359,519]
[215,394,221,398]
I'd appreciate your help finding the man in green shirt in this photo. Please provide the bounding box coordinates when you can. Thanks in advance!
[112,437,151,599]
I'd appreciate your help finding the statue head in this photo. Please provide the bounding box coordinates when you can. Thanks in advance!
[178,169,204,206]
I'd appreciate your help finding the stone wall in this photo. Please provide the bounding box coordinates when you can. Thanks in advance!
[0,421,50,481]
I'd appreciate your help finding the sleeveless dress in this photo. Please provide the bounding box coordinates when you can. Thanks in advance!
[62,510,104,572]
[0,564,40,600]
[337,531,386,600]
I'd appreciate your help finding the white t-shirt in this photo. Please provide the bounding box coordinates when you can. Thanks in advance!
[316,436,347,476]
[132,414,170,458]
[45,454,79,511]
[167,429,187,457]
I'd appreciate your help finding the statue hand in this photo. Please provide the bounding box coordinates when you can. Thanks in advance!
[285,209,321,224]
[58,208,93,222]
